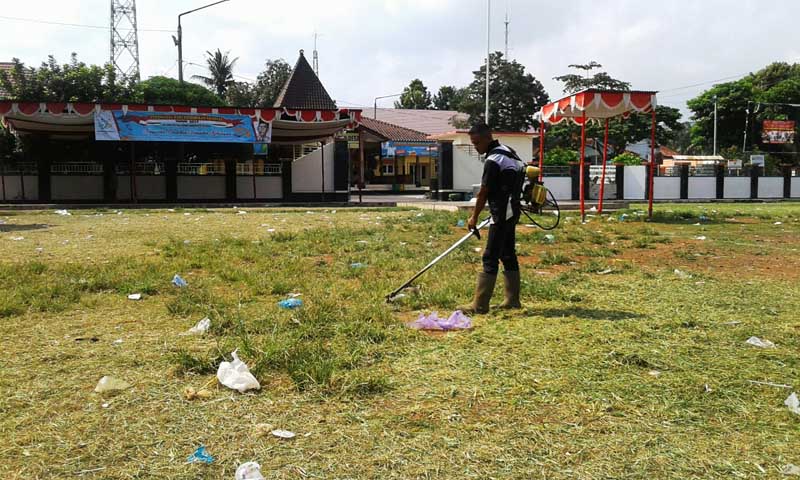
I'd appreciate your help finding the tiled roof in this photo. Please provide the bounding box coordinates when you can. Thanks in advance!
[660,146,679,157]
[362,108,468,136]
[359,117,431,142]
[273,50,337,110]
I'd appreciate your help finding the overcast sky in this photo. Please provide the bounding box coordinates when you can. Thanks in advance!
[2,0,799,119]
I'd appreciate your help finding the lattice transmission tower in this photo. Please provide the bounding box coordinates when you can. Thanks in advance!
[110,0,141,81]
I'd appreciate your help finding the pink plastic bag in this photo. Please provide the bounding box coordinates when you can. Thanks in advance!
[407,311,472,331]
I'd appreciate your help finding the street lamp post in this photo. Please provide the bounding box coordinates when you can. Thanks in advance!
[173,0,231,84]
[485,0,491,124]
[373,93,403,118]
[712,95,718,156]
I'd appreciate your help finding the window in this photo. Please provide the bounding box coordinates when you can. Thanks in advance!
[382,164,394,175]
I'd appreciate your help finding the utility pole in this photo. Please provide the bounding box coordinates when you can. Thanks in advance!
[110,0,141,81]
[173,0,230,84]
[504,11,509,59]
[373,93,402,119]
[485,0,491,124]
[713,95,718,155]
[313,32,320,77]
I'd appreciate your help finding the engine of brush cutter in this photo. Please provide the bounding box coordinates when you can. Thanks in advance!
[521,166,548,213]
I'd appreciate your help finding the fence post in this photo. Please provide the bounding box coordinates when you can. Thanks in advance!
[783,165,792,199]
[680,165,689,200]
[715,164,725,199]
[583,163,591,201]
[750,165,761,199]
[570,163,580,201]
[644,163,652,202]
[615,164,624,200]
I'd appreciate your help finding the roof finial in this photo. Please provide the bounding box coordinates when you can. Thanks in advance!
[299,49,304,56]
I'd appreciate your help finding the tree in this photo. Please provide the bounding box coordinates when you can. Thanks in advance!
[254,59,292,107]
[687,62,800,156]
[432,85,466,110]
[459,51,549,132]
[137,76,224,106]
[395,79,433,109]
[191,49,238,97]
[0,55,138,103]
[225,81,259,107]
[554,62,631,94]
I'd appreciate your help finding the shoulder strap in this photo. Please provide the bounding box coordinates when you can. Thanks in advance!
[488,144,522,162]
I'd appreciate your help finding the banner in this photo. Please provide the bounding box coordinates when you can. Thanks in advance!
[381,141,438,158]
[253,120,272,154]
[95,110,257,143]
[761,120,795,144]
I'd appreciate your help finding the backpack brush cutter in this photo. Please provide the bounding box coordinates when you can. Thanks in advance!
[386,166,560,301]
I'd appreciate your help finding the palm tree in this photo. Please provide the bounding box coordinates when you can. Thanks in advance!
[192,49,238,97]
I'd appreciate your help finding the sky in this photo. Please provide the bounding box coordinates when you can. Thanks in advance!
[2,0,799,119]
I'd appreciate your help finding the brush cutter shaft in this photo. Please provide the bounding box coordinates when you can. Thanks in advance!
[387,218,491,300]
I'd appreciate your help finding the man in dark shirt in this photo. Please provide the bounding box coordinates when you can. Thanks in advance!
[459,123,525,314]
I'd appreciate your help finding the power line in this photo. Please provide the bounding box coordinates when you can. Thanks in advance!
[0,14,172,33]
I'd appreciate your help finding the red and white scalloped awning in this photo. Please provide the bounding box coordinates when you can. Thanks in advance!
[0,101,361,142]
[538,90,658,125]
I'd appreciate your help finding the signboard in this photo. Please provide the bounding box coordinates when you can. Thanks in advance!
[750,155,765,167]
[761,120,796,144]
[95,110,257,143]
[727,159,742,169]
[381,141,439,158]
[253,120,272,154]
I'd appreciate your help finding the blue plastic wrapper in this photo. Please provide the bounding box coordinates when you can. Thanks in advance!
[456,219,465,227]
[278,298,303,309]
[350,262,366,269]
[187,445,214,464]
[172,274,188,288]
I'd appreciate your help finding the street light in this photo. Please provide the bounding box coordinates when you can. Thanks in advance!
[373,93,403,118]
[173,0,231,84]
[712,95,718,156]
[485,0,491,124]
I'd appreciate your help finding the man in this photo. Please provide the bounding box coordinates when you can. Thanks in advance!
[459,123,525,314]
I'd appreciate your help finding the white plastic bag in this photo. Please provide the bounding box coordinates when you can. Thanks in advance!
[94,376,131,393]
[185,317,211,335]
[236,461,265,480]
[217,350,260,393]
[786,392,800,415]
[745,336,775,348]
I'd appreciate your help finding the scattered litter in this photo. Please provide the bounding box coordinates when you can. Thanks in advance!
[473,247,482,252]
[781,464,800,476]
[590,206,597,212]
[416,213,424,217]
[271,429,296,439]
[748,380,792,389]
[456,219,465,227]
[113,339,123,346]
[238,211,248,215]
[172,274,188,288]
[648,370,661,377]
[723,321,742,326]
[287,292,302,298]
[388,293,407,302]
[236,462,265,480]
[619,214,628,222]
[699,215,709,222]
[9,236,24,241]
[278,298,303,310]
[35,247,44,253]
[331,210,337,214]
[217,350,261,393]
[127,293,142,301]
[673,269,691,279]
[267,228,276,233]
[704,384,712,393]
[543,234,555,244]
[695,236,707,241]
[183,240,191,245]
[775,221,783,225]
[185,317,211,335]
[598,269,614,275]
[350,262,366,269]
[356,240,369,244]
[102,402,110,408]
[75,336,99,343]
[94,376,132,393]
[745,336,775,348]
[187,446,214,464]
[786,392,800,415]
[407,311,472,331]
[54,209,71,216]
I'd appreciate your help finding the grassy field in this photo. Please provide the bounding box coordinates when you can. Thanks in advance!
[1,203,799,479]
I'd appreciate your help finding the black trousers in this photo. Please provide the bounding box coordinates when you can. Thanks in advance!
[482,216,519,274]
